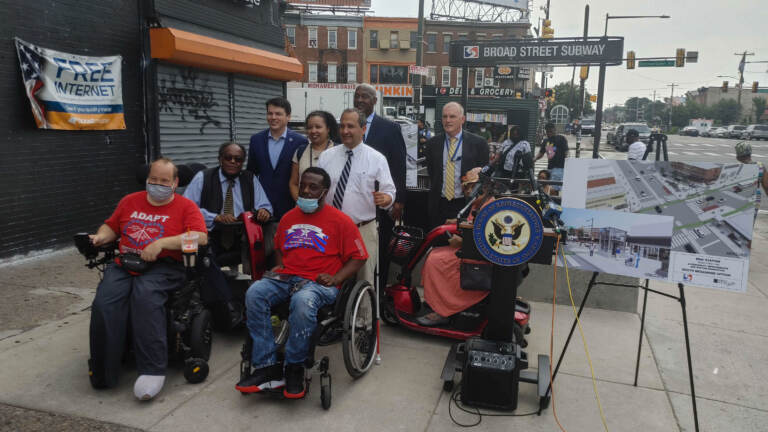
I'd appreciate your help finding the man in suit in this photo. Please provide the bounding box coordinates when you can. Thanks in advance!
[425,102,490,229]
[247,97,308,259]
[354,84,407,289]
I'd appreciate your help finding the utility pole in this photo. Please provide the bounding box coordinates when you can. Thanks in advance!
[651,89,656,127]
[667,83,676,131]
[578,5,590,120]
[735,51,755,116]
[413,0,425,120]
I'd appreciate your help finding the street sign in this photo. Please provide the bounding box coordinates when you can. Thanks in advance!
[638,60,675,67]
[449,37,624,67]
[408,65,429,76]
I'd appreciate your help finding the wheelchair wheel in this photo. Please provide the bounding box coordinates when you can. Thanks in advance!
[189,309,213,361]
[342,281,378,378]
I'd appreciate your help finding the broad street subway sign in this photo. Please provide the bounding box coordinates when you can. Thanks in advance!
[449,37,624,67]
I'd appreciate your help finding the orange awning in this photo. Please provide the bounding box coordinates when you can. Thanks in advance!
[150,27,303,81]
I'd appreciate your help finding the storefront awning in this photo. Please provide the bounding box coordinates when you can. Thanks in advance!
[150,27,303,81]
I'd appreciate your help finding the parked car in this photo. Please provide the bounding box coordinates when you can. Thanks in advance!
[741,124,768,140]
[726,125,746,138]
[701,127,719,137]
[714,127,729,138]
[611,123,652,151]
[682,126,700,136]
[580,119,596,136]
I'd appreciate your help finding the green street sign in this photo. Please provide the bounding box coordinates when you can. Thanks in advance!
[638,60,675,67]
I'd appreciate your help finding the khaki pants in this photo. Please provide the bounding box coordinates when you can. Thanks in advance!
[357,220,378,286]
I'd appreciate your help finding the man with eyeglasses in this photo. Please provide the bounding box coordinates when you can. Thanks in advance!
[184,142,272,328]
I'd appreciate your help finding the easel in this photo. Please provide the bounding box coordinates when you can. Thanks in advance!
[548,133,700,432]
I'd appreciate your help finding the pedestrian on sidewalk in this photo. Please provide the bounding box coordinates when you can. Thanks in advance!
[626,129,645,161]
[535,122,568,188]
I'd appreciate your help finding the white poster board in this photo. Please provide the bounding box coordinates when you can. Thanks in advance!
[561,159,759,292]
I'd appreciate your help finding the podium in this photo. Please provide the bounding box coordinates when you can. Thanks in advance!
[440,194,557,412]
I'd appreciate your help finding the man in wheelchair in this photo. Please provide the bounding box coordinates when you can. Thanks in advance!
[88,158,208,400]
[236,167,367,398]
[184,141,273,329]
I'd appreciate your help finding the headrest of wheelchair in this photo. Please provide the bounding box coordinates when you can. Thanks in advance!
[135,162,199,187]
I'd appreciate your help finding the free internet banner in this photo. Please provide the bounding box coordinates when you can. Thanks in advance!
[14,38,125,130]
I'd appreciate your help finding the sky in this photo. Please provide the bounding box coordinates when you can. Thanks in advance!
[371,0,768,107]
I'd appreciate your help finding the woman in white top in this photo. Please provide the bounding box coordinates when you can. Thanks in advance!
[289,110,339,201]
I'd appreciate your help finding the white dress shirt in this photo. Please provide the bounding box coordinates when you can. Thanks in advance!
[318,142,396,224]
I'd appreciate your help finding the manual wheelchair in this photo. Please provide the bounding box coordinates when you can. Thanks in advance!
[74,232,213,385]
[239,279,379,409]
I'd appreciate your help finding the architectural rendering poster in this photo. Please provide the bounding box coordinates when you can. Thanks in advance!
[14,38,125,130]
[557,208,674,281]
[561,159,759,292]
[402,120,419,188]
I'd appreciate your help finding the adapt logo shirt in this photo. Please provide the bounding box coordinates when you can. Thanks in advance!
[105,192,206,261]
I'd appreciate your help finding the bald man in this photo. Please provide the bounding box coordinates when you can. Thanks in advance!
[425,102,489,228]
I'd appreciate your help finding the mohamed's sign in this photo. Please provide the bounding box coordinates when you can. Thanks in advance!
[450,37,624,67]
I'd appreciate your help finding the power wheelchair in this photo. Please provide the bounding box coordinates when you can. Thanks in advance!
[74,233,213,385]
[239,279,379,410]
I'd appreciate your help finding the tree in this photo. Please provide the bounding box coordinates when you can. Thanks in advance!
[710,99,742,125]
[753,97,767,123]
[549,81,594,119]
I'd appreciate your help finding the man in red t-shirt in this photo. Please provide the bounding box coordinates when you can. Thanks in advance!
[236,167,367,398]
[88,158,208,401]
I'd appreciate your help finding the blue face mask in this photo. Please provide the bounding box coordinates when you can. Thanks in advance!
[146,182,174,202]
[296,196,320,213]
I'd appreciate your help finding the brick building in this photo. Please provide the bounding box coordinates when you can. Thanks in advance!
[363,17,418,114]
[283,14,364,84]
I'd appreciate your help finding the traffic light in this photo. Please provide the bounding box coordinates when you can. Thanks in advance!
[675,48,686,67]
[753,81,759,93]
[542,20,554,39]
[544,88,555,101]
[627,51,636,70]
[579,66,589,80]
[549,88,555,101]
[589,94,597,103]
[722,81,728,92]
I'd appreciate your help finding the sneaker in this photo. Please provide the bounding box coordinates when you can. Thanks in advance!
[133,375,165,401]
[283,363,306,399]
[235,364,284,394]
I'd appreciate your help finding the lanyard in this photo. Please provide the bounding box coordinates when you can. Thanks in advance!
[445,135,462,162]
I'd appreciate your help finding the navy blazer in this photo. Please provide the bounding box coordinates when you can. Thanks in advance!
[246,128,307,219]
[365,114,407,203]
[424,130,489,213]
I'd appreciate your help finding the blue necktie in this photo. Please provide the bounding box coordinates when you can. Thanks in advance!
[332,150,354,209]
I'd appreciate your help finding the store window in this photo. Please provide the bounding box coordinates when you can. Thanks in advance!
[475,68,484,87]
[370,64,379,83]
[370,30,378,49]
[370,65,408,84]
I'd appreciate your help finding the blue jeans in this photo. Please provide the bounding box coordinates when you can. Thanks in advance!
[550,167,564,191]
[245,275,338,368]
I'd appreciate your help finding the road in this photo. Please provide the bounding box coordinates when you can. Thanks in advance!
[556,132,768,211]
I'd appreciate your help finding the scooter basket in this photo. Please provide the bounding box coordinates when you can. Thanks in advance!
[387,226,424,266]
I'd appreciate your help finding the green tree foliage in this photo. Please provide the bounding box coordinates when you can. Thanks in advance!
[549,81,593,119]
[753,97,767,123]
[709,99,742,125]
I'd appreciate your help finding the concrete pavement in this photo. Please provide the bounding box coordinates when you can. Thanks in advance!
[2,201,768,430]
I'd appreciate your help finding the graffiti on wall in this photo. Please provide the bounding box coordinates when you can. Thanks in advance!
[158,68,224,134]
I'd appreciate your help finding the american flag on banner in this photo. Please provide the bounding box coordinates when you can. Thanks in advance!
[15,38,47,127]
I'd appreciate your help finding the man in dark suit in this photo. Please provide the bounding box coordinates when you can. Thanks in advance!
[354,84,407,289]
[246,97,308,257]
[425,102,489,229]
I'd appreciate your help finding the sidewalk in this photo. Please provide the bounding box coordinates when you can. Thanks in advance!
[1,215,767,431]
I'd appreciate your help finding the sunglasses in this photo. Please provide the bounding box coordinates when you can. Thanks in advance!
[222,155,245,163]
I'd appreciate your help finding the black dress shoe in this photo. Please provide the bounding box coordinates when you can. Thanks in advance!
[415,313,449,327]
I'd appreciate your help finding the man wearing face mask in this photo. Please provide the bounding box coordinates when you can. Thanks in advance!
[88,158,208,401]
[237,167,367,398]
[184,142,273,329]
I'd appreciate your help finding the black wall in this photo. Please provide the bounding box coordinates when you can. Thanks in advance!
[0,0,144,259]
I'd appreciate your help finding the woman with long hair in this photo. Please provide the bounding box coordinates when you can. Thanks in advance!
[289,111,339,201]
